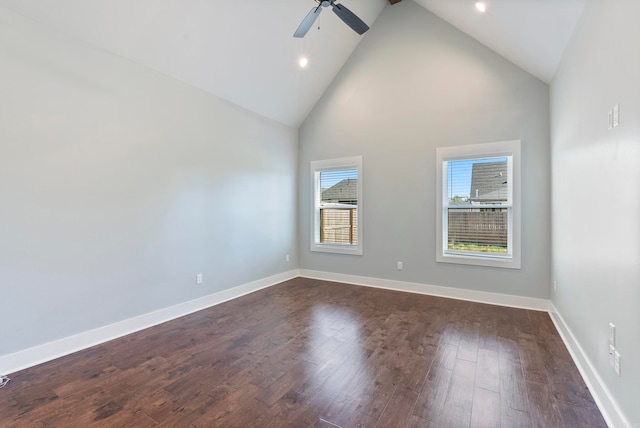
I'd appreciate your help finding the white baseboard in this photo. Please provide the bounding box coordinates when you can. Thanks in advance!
[549,303,630,428]
[299,269,550,311]
[0,270,299,375]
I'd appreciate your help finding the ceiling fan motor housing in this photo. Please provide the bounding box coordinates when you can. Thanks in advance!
[295,0,369,38]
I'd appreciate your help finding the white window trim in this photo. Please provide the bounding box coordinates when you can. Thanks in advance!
[436,140,521,269]
[310,156,363,255]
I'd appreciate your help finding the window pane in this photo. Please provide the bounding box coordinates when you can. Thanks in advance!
[448,157,508,205]
[447,208,508,253]
[320,207,357,244]
[320,170,358,204]
[319,169,358,245]
[446,157,510,255]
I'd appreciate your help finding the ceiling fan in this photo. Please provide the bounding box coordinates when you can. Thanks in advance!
[293,0,369,38]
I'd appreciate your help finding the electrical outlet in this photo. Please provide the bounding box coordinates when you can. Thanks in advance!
[614,350,621,375]
[397,261,403,270]
[196,274,203,285]
[613,104,619,127]
[285,254,290,262]
[608,323,616,346]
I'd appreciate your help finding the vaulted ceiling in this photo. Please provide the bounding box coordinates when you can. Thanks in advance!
[0,0,585,127]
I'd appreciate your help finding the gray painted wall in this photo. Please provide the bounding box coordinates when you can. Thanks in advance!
[551,0,640,424]
[299,1,551,299]
[0,8,297,356]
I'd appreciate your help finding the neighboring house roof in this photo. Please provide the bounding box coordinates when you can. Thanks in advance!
[469,162,508,202]
[322,179,358,203]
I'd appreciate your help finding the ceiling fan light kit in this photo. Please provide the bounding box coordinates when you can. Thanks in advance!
[293,0,370,38]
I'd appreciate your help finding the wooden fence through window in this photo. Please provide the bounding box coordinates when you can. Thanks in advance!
[320,208,357,245]
[448,208,507,249]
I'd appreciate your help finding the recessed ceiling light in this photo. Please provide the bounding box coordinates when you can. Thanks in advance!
[475,1,486,12]
[299,56,309,68]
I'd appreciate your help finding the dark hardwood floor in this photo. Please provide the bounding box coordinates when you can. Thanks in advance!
[0,278,606,427]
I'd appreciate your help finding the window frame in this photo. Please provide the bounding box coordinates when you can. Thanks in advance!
[310,156,363,255]
[436,140,521,269]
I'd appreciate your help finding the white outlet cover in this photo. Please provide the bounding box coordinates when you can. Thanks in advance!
[608,109,613,130]
[613,104,619,127]
[609,323,616,346]
[614,350,621,375]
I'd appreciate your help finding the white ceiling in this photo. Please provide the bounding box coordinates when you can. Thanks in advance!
[0,0,584,127]
[413,0,586,84]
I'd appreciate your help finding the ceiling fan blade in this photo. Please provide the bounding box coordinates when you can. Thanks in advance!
[293,6,322,38]
[331,3,369,35]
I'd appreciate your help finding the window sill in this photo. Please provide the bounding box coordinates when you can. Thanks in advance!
[436,252,520,269]
[311,243,363,256]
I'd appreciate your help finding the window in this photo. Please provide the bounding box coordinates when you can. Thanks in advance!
[311,156,363,255]
[436,140,521,269]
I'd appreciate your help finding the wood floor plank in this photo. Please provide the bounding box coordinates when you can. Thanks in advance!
[0,278,606,427]
[376,386,419,428]
[255,359,315,407]
[397,345,436,392]
[433,343,458,370]
[557,398,608,428]
[313,393,356,428]
[342,409,378,428]
[315,345,373,400]
[406,414,437,427]
[437,358,476,427]
[475,348,500,393]
[412,365,453,421]
[501,405,534,427]
[353,366,398,419]
[498,338,531,413]
[470,387,500,428]
[267,390,322,428]
[525,379,564,427]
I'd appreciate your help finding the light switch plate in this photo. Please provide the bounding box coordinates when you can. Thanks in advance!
[609,345,615,368]
[609,323,616,346]
[614,350,621,375]
[608,109,613,130]
[613,104,619,127]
